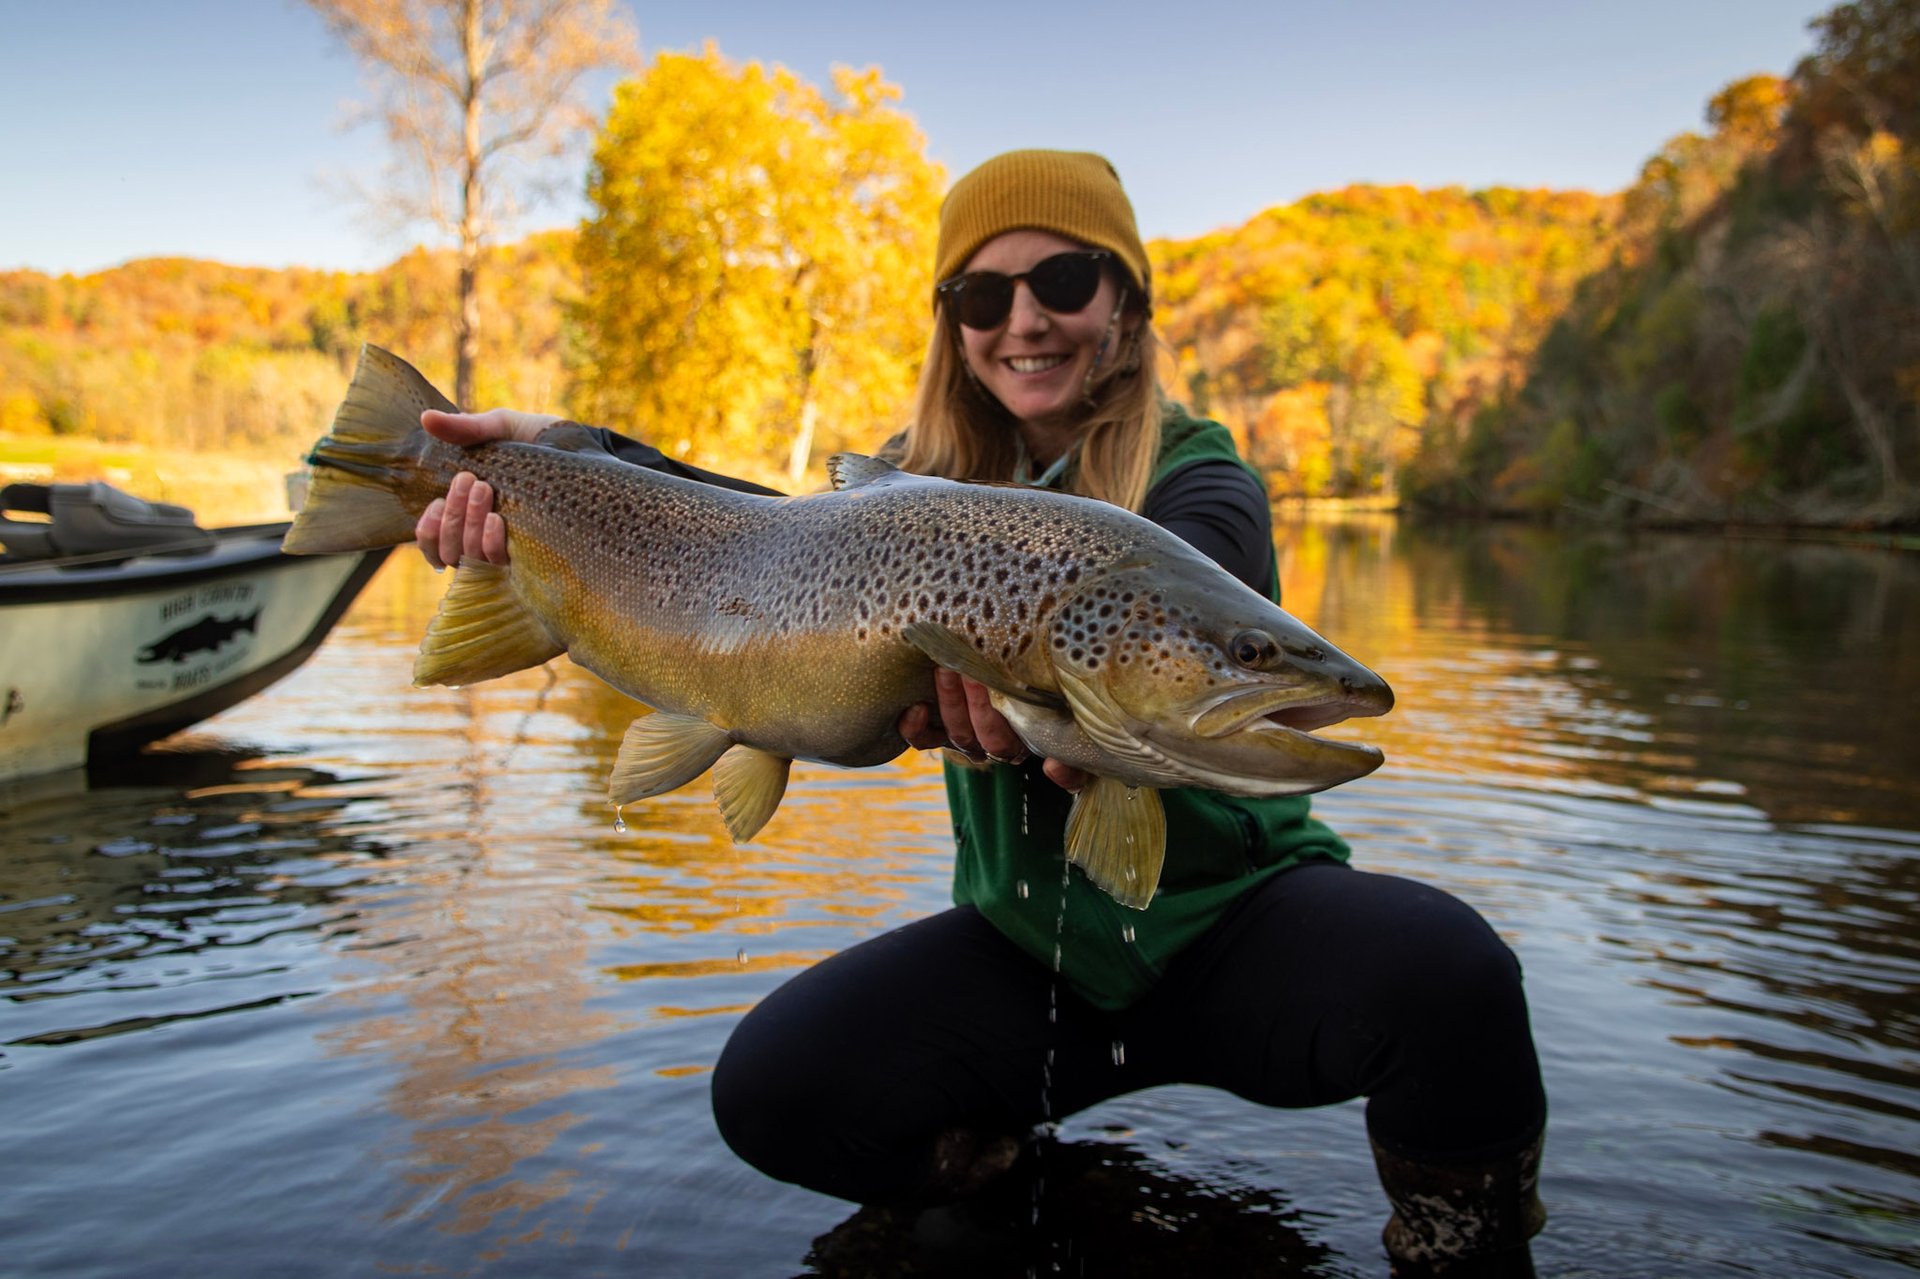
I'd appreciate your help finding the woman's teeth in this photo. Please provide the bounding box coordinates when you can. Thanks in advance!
[1008,355,1069,374]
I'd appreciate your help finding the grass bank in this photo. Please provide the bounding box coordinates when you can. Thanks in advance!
[0,435,303,525]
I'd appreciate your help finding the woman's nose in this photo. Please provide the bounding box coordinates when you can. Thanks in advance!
[1005,281,1050,335]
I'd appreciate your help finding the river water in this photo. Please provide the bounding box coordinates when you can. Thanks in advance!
[3,517,1916,1277]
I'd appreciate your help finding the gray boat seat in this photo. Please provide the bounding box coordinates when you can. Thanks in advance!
[0,481,216,561]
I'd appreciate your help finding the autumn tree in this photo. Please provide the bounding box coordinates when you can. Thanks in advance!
[306,0,637,408]
[571,46,942,482]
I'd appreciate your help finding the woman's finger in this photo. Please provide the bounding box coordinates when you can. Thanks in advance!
[960,678,1027,764]
[933,669,976,754]
[897,702,948,752]
[481,511,508,564]
[416,498,448,571]
[463,481,494,564]
[438,472,473,568]
[1042,759,1088,792]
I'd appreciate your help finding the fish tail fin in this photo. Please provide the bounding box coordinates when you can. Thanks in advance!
[1064,778,1167,910]
[284,345,455,555]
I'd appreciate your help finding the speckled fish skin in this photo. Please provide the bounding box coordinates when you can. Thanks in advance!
[287,346,1393,904]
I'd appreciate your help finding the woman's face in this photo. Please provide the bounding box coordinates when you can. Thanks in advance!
[952,229,1131,431]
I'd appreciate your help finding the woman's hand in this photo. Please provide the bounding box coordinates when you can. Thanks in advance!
[898,670,1088,793]
[414,409,563,570]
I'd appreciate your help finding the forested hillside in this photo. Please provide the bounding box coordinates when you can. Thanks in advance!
[0,182,1613,492]
[1151,185,1617,497]
[0,233,576,460]
[3,1,1913,527]
[1404,0,1920,525]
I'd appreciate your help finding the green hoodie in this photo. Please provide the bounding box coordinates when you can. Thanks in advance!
[946,406,1349,1010]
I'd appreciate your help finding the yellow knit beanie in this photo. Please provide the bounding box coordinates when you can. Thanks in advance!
[934,149,1151,306]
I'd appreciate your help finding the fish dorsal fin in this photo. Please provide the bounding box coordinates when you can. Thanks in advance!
[608,711,733,805]
[414,561,565,687]
[826,453,901,490]
[533,422,606,453]
[900,621,1066,710]
[1065,777,1166,910]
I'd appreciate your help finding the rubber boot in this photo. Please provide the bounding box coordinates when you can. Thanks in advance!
[1370,1131,1546,1277]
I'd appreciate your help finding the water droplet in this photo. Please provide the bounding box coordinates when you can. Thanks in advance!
[1052,943,1062,971]
[736,948,749,965]
[1125,786,1138,802]
[1017,879,1029,899]
[612,805,627,833]
[1111,1040,1126,1067]
[1121,924,1136,944]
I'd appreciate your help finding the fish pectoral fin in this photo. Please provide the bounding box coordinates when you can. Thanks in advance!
[1064,777,1166,911]
[901,621,1066,710]
[608,712,733,804]
[713,745,792,843]
[825,453,901,490]
[414,561,565,686]
[1054,666,1173,775]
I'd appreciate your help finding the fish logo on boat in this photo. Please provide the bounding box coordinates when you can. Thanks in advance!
[138,609,261,664]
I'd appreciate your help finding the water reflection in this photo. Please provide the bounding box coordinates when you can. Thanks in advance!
[3,526,1917,1276]
[804,1135,1333,1278]
[0,745,378,1050]
[1276,516,1920,1273]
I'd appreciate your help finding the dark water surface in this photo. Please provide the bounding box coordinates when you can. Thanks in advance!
[4,518,1916,1277]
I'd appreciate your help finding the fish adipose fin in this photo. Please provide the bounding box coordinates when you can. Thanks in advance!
[1064,777,1167,910]
[414,561,565,686]
[285,344,452,555]
[825,453,901,490]
[609,711,734,805]
[901,621,1066,710]
[713,745,792,843]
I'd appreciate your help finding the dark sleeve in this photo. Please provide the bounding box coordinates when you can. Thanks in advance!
[1139,459,1277,598]
[566,424,787,497]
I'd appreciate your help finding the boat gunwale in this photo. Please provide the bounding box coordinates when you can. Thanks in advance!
[0,522,303,604]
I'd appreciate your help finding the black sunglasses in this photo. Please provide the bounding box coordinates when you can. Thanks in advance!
[936,250,1113,330]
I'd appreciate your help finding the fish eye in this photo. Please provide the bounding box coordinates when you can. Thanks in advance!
[1229,630,1279,667]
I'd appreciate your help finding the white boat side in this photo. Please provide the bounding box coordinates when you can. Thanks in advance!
[0,523,389,781]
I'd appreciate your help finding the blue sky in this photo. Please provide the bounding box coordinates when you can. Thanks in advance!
[2,0,1832,275]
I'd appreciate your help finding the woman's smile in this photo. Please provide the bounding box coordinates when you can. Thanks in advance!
[958,228,1128,432]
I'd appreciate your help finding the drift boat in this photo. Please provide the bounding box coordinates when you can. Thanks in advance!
[0,481,389,781]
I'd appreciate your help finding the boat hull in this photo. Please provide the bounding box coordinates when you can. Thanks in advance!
[0,523,389,781]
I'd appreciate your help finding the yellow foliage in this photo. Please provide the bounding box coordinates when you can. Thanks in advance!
[1152,184,1617,496]
[570,46,941,482]
[1259,383,1334,494]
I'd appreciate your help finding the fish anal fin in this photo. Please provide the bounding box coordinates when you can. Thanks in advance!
[1064,778,1166,910]
[413,561,564,686]
[825,453,901,490]
[713,745,792,843]
[609,711,733,805]
[901,621,1065,710]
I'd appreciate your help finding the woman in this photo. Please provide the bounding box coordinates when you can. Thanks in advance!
[416,150,1547,1277]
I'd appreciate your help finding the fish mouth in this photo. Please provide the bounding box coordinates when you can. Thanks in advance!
[1188,680,1393,740]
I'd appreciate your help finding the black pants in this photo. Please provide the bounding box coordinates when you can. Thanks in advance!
[712,862,1546,1207]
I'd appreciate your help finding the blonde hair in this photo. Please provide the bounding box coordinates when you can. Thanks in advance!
[895,294,1164,512]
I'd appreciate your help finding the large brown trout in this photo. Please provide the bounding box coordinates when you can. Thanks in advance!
[286,345,1393,908]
